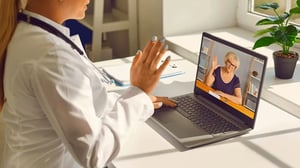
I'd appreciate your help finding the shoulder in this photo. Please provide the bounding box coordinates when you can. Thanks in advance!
[12,22,72,59]
[232,75,241,87]
[233,74,240,81]
[214,67,221,74]
[10,22,89,77]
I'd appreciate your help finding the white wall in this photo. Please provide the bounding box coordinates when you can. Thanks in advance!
[163,0,239,36]
[138,0,163,48]
[236,0,261,32]
[138,0,239,47]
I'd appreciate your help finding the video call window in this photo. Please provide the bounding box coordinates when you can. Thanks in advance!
[196,37,265,119]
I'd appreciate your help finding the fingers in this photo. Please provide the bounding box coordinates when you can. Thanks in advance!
[153,102,163,109]
[156,56,170,75]
[143,36,167,67]
[152,96,177,109]
[141,36,158,63]
[132,50,142,67]
[151,44,168,69]
[146,38,165,65]
[159,97,177,107]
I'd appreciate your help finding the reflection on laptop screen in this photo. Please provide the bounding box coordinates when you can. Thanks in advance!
[195,32,267,128]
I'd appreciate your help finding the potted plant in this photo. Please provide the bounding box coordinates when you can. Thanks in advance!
[252,1,300,79]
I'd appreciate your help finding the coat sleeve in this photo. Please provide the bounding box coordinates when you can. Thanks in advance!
[31,48,154,168]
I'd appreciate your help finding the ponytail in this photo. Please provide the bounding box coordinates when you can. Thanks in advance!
[0,0,27,111]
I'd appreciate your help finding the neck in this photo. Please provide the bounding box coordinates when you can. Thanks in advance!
[222,67,232,75]
[25,2,66,24]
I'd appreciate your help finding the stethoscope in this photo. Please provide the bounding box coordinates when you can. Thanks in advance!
[17,12,84,56]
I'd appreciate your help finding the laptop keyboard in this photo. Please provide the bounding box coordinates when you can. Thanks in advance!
[173,96,240,134]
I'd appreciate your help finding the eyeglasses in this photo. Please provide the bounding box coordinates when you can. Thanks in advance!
[226,60,237,69]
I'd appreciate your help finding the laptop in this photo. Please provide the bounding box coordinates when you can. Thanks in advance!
[148,32,267,149]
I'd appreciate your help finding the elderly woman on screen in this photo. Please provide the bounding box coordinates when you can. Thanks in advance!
[204,51,242,105]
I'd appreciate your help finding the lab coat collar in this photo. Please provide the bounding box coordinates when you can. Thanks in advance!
[22,10,71,38]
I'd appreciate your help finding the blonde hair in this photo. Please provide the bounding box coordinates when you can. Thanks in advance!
[224,51,240,69]
[0,0,27,111]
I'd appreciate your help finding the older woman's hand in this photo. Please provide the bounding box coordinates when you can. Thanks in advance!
[130,36,170,94]
[211,55,220,70]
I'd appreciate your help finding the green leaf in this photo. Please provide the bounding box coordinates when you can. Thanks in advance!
[256,3,279,10]
[286,25,298,36]
[290,7,300,14]
[280,12,290,20]
[297,0,300,8]
[256,17,279,25]
[252,36,277,50]
[274,25,297,47]
[274,31,293,47]
[256,19,272,25]
[286,25,298,45]
[295,37,300,43]
[256,14,286,25]
[254,27,276,37]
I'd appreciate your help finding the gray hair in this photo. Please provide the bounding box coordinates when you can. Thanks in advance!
[224,51,240,69]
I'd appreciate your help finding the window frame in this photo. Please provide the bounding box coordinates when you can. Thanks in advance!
[237,0,265,32]
[237,0,300,30]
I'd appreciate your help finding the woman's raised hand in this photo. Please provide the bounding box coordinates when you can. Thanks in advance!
[212,55,220,70]
[130,36,170,95]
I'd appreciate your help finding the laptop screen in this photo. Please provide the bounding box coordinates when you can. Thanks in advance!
[195,32,267,128]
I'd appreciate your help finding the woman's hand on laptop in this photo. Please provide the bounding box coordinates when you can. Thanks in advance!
[149,95,177,109]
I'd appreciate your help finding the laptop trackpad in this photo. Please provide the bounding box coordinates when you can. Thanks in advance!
[152,108,213,141]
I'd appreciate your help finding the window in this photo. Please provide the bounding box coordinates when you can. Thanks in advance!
[250,0,300,24]
[252,0,286,16]
[237,0,300,32]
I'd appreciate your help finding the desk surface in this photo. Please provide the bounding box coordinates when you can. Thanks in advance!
[96,51,300,168]
[114,100,300,168]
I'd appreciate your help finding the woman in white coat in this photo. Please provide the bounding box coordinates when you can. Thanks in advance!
[0,0,176,167]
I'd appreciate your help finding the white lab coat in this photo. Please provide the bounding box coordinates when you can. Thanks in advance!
[1,11,154,168]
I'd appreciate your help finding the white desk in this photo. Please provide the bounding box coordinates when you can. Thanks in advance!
[96,51,300,168]
[113,100,300,168]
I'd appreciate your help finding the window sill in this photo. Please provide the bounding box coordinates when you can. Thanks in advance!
[166,26,300,118]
